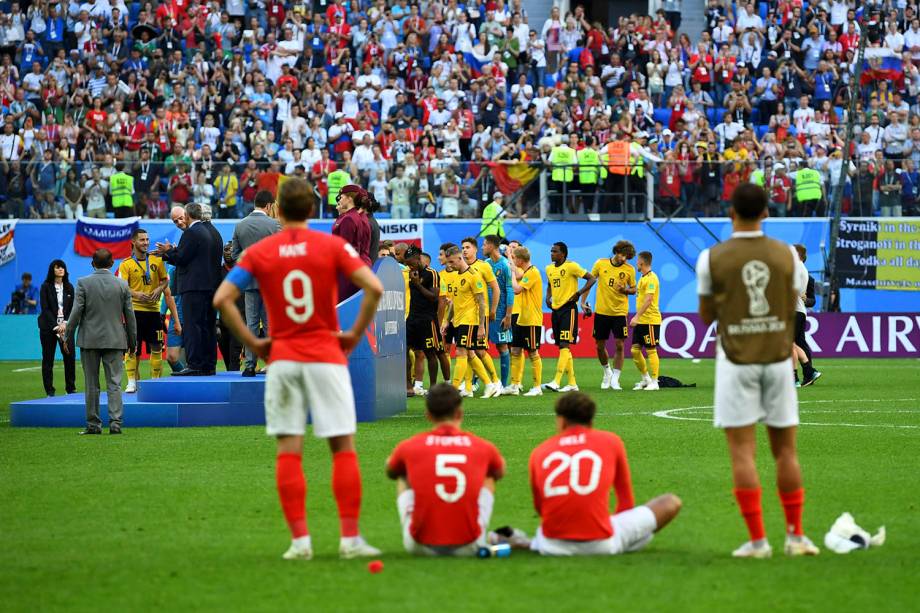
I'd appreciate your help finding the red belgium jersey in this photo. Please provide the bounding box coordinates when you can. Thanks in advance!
[233,227,365,364]
[387,424,505,547]
[529,425,635,541]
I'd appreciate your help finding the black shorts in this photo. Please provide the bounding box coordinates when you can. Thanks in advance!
[632,323,660,348]
[475,320,489,350]
[454,324,480,350]
[512,323,541,351]
[594,314,628,341]
[407,317,442,351]
[134,310,164,351]
[442,323,456,346]
[551,304,578,345]
[794,311,807,345]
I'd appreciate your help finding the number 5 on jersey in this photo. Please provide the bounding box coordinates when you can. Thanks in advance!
[435,454,467,503]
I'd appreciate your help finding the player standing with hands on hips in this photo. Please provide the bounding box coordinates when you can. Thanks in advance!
[696,183,820,558]
[630,252,662,391]
[213,178,385,561]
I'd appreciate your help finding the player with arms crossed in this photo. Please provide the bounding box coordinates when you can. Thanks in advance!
[460,237,501,398]
[440,246,493,394]
[528,392,682,555]
[406,245,443,396]
[584,240,636,391]
[118,228,169,393]
[482,235,515,389]
[543,242,595,392]
[630,251,662,391]
[386,383,506,556]
[213,178,384,561]
[696,183,820,558]
[507,246,545,396]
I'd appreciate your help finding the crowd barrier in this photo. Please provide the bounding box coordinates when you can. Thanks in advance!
[0,218,917,361]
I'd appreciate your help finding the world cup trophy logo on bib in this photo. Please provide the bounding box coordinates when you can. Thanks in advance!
[741,260,771,317]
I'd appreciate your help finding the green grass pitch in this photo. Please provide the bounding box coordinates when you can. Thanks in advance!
[2,358,919,612]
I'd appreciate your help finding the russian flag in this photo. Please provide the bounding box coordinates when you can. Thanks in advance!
[463,48,494,77]
[861,48,904,89]
[74,216,140,259]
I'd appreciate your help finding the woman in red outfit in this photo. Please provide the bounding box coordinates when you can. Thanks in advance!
[331,185,373,298]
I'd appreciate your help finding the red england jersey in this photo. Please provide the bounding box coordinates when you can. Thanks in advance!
[529,426,635,541]
[387,424,505,547]
[233,228,365,364]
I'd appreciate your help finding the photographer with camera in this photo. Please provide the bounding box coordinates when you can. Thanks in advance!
[8,272,39,314]
[38,261,76,397]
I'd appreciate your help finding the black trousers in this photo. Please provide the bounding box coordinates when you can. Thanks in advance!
[40,329,76,395]
[181,290,218,372]
[217,319,243,372]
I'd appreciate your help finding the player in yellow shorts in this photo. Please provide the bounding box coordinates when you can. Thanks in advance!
[631,251,663,391]
[507,246,545,397]
[118,228,169,393]
[440,246,494,398]
[583,240,636,391]
[543,242,595,393]
[460,237,501,398]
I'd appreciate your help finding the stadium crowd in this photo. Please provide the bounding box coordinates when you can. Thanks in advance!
[0,0,917,220]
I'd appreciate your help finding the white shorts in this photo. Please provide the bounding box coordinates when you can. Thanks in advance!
[530,505,657,556]
[397,488,493,557]
[263,361,356,438]
[713,345,799,429]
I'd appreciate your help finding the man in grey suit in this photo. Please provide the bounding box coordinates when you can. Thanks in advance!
[230,190,281,376]
[65,249,137,435]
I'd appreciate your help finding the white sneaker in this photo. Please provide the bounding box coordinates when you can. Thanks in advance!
[413,386,427,397]
[471,381,480,393]
[282,541,313,561]
[542,381,561,392]
[632,380,647,390]
[601,370,613,390]
[458,382,467,393]
[610,378,622,391]
[482,383,501,399]
[732,540,773,559]
[339,536,382,559]
[460,390,475,398]
[501,384,521,396]
[125,380,137,394]
[784,535,820,556]
[559,384,579,392]
[523,386,543,396]
[644,380,660,391]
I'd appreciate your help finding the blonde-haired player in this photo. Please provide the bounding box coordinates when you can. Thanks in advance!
[507,246,545,396]
[460,237,501,398]
[630,251,662,391]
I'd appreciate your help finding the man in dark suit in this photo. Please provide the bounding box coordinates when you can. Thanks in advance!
[230,189,281,376]
[64,249,137,434]
[154,203,224,376]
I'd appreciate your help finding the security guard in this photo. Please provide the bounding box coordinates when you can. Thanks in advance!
[326,167,352,210]
[110,164,136,218]
[627,133,661,213]
[577,135,605,214]
[549,134,577,215]
[794,161,823,217]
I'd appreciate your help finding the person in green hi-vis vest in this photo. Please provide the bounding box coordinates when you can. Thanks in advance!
[327,168,352,211]
[110,164,135,218]
[577,136,605,214]
[549,134,577,215]
[480,192,506,238]
[794,163,823,217]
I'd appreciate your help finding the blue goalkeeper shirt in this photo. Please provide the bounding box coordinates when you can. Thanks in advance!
[487,255,514,320]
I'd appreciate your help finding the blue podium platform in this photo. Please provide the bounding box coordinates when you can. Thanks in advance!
[10,373,267,428]
[9,257,408,428]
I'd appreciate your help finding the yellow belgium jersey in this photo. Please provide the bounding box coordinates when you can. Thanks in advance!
[591,258,636,317]
[439,268,458,299]
[516,266,543,326]
[545,260,587,310]
[469,258,496,316]
[118,254,167,312]
[511,265,523,315]
[449,267,485,326]
[636,270,662,324]
[400,264,411,319]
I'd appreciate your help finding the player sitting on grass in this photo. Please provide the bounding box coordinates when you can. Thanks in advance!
[214,178,384,561]
[528,392,682,556]
[386,383,506,556]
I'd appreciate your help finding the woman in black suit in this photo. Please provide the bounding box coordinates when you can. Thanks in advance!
[38,259,76,396]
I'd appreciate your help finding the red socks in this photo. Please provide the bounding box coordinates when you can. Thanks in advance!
[276,453,308,539]
[733,487,766,542]
[332,450,362,538]
[779,488,805,536]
